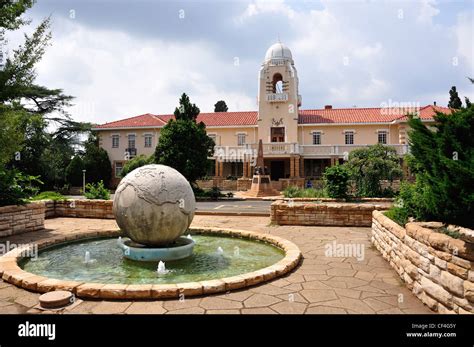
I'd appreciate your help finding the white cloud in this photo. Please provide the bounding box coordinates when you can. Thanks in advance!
[235,0,473,107]
[454,11,474,73]
[235,0,295,23]
[417,0,440,24]
[25,18,256,124]
[5,0,472,124]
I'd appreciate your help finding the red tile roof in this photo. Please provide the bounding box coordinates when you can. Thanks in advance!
[93,105,452,129]
[298,105,452,124]
[94,111,258,129]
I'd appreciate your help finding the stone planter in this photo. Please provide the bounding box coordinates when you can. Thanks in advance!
[372,210,474,314]
[271,200,388,227]
[0,202,45,237]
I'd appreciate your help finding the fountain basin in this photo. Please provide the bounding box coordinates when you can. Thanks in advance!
[117,236,195,262]
[0,227,302,300]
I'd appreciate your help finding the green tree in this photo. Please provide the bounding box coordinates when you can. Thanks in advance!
[120,154,154,178]
[323,165,350,199]
[346,144,403,197]
[0,1,90,198]
[174,93,200,121]
[214,100,228,112]
[0,105,24,166]
[65,155,84,187]
[0,1,34,30]
[82,134,112,186]
[448,86,462,109]
[154,93,215,184]
[404,106,474,228]
[465,97,471,108]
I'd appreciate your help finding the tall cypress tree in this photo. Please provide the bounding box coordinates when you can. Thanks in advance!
[448,86,462,109]
[214,100,228,112]
[154,93,215,184]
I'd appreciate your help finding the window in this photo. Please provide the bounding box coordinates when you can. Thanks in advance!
[144,134,152,148]
[272,73,284,93]
[112,135,119,148]
[115,162,123,178]
[345,131,354,145]
[208,134,217,145]
[237,133,246,146]
[271,127,285,142]
[378,131,387,144]
[128,134,136,149]
[312,132,321,145]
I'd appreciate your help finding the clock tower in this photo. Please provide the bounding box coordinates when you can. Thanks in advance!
[258,42,301,144]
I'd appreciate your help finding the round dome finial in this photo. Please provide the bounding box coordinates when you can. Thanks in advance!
[264,41,293,62]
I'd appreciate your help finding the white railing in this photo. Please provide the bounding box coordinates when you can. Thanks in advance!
[265,93,288,102]
[246,142,299,155]
[300,144,409,156]
[213,143,409,159]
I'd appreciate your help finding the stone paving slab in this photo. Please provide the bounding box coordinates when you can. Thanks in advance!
[0,216,431,314]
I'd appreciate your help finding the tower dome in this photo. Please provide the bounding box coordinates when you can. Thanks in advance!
[264,42,293,62]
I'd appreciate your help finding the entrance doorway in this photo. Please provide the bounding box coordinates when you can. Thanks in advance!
[270,161,285,180]
[271,127,285,142]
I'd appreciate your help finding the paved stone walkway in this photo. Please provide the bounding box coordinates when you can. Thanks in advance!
[0,216,431,314]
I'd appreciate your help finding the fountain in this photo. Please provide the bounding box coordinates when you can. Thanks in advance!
[114,164,196,261]
[156,261,169,275]
[84,251,91,263]
[10,163,301,299]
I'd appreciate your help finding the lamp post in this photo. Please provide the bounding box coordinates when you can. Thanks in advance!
[82,170,86,194]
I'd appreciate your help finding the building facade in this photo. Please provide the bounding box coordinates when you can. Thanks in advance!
[93,42,450,188]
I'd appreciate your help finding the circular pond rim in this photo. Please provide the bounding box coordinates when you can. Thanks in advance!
[0,227,302,300]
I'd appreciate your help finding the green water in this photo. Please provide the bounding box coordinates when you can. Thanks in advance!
[21,234,284,284]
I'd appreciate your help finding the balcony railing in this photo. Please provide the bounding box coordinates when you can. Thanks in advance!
[300,144,409,156]
[125,147,137,158]
[212,143,409,160]
[265,93,288,102]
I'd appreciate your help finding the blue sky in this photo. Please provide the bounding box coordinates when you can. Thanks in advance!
[7,0,474,124]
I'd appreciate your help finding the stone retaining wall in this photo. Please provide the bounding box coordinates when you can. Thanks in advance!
[50,200,114,219]
[271,200,387,227]
[0,202,45,237]
[372,210,474,314]
[237,178,252,191]
[196,179,238,191]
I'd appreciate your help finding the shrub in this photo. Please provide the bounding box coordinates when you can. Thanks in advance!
[120,154,154,178]
[323,165,350,199]
[0,169,42,206]
[192,186,224,200]
[208,186,222,200]
[30,191,66,201]
[283,186,327,198]
[405,106,474,228]
[301,187,327,198]
[346,144,403,197]
[283,185,300,198]
[192,185,205,197]
[226,192,234,198]
[84,181,110,200]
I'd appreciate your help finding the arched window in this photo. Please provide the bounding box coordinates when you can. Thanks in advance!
[272,73,284,93]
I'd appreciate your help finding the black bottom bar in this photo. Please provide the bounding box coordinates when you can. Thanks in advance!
[0,314,472,346]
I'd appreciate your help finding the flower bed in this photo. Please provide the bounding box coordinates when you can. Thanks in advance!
[372,210,474,314]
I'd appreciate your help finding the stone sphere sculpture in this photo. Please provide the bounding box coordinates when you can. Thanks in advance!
[113,164,196,246]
